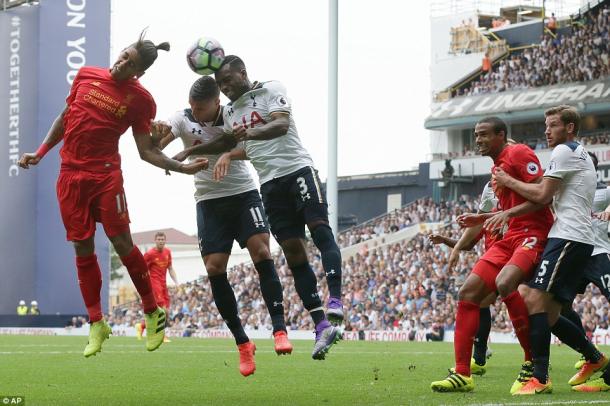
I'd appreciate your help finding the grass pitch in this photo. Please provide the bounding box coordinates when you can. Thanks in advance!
[1,335,609,405]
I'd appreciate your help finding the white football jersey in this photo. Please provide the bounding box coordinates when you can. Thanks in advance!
[544,142,596,245]
[223,81,314,185]
[591,184,610,256]
[478,181,498,213]
[168,108,256,202]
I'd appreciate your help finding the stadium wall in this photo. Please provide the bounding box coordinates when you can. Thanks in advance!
[0,0,111,315]
[335,163,432,229]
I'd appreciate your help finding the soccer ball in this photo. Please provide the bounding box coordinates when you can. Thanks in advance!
[186,37,225,75]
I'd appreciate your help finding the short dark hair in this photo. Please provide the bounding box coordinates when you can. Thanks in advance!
[544,105,581,135]
[189,76,219,101]
[219,55,246,72]
[588,151,599,170]
[132,29,170,71]
[477,116,508,141]
[154,232,166,239]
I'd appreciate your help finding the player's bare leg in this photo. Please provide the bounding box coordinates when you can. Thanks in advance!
[282,238,341,360]
[246,233,292,355]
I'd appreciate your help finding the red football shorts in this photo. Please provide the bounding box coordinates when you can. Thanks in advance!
[473,232,546,292]
[57,169,130,241]
[152,283,170,309]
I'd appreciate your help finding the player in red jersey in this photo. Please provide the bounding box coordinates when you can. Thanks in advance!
[429,179,501,376]
[18,30,208,357]
[136,232,178,342]
[431,117,554,393]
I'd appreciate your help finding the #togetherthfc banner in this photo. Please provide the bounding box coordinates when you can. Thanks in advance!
[0,0,111,314]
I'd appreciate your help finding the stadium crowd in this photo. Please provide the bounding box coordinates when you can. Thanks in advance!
[108,195,610,340]
[456,5,609,97]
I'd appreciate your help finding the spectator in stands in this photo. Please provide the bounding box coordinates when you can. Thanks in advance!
[547,12,558,34]
[482,52,492,73]
[16,300,27,316]
[426,321,445,341]
[29,300,40,315]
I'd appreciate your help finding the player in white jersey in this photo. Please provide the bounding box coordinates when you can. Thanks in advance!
[569,151,610,392]
[492,105,607,394]
[153,76,292,377]
[212,55,342,360]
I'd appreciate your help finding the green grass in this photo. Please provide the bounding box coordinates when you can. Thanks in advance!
[0,335,609,405]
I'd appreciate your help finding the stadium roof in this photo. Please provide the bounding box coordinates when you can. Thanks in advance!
[132,228,198,245]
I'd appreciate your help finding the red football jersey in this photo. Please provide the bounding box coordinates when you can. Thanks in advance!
[143,247,172,286]
[60,66,156,171]
[492,144,554,235]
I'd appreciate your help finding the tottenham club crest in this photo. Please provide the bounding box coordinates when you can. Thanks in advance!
[526,162,539,175]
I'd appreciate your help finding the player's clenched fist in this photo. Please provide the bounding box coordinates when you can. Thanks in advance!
[151,120,172,147]
[18,152,42,169]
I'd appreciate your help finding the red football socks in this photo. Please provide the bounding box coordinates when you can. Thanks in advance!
[503,290,532,361]
[76,254,103,323]
[455,300,480,376]
[120,246,157,314]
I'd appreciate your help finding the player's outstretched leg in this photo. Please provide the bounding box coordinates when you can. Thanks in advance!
[559,305,590,369]
[550,315,608,385]
[144,307,166,351]
[310,224,343,325]
[83,319,112,357]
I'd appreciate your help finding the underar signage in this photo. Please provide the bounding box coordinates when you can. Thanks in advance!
[427,77,610,122]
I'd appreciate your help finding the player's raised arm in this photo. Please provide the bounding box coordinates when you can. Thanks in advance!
[133,131,208,175]
[19,105,68,169]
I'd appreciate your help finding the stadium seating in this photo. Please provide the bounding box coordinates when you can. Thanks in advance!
[455,5,609,98]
